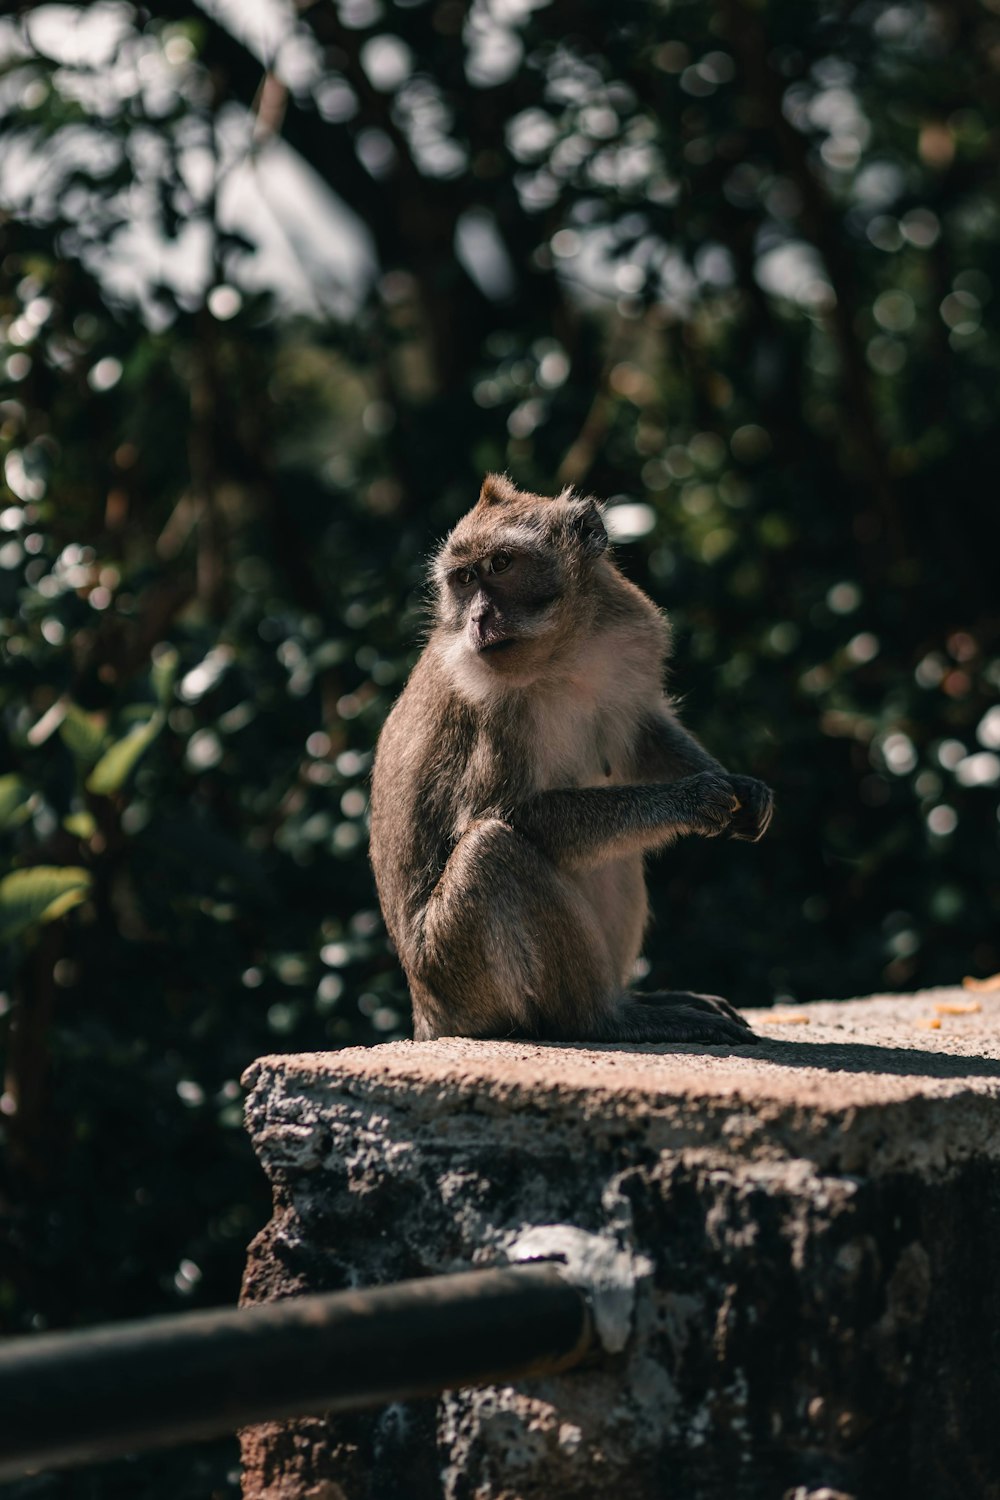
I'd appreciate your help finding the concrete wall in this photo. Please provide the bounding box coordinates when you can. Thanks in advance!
[240,988,1000,1500]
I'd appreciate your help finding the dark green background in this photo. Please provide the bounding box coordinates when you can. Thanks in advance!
[1,0,998,1492]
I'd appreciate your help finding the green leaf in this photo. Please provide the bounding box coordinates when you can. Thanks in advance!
[120,702,159,724]
[0,775,34,831]
[86,713,165,797]
[60,704,108,766]
[0,866,92,943]
[63,810,97,840]
[151,646,179,707]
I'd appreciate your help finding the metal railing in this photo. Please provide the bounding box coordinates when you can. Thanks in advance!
[0,1264,593,1481]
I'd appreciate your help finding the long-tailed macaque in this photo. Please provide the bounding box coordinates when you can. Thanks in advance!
[369,475,773,1046]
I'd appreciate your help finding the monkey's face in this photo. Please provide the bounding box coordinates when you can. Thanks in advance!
[443,543,560,662]
[433,478,608,689]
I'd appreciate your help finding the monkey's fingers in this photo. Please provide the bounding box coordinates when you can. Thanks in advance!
[727,777,775,842]
[640,990,756,1032]
[694,993,755,1030]
[655,1007,759,1046]
[729,802,774,841]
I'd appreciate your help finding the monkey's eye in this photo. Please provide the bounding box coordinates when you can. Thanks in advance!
[490,550,512,574]
[455,566,476,588]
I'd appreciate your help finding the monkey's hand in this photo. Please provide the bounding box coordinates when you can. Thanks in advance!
[673,771,741,838]
[726,775,774,842]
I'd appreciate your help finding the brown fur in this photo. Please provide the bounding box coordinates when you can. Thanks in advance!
[369,476,773,1045]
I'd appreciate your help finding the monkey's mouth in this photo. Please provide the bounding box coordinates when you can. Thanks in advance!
[478,637,518,655]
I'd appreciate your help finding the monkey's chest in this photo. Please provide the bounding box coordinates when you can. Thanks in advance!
[529,695,632,791]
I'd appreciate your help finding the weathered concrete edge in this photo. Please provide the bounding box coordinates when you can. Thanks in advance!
[241,1052,1000,1181]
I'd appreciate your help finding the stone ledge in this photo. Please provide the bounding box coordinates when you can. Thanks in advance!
[240,987,1000,1500]
[244,986,1000,1179]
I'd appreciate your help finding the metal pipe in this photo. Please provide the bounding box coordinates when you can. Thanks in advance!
[0,1263,592,1480]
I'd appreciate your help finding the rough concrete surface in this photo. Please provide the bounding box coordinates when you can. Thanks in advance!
[240,987,1000,1500]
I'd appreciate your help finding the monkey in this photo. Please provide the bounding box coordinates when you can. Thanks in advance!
[368,473,774,1047]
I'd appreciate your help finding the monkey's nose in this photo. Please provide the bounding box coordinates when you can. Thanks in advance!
[472,603,497,629]
[472,616,508,651]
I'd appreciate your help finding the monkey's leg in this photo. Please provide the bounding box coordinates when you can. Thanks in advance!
[414,819,619,1042]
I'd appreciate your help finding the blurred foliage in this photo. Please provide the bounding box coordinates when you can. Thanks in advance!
[1,0,1000,1491]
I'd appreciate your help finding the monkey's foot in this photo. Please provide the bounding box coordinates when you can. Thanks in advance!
[625,989,758,1046]
[642,989,753,1028]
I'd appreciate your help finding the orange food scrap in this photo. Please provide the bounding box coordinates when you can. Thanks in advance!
[933,1000,982,1016]
[757,1012,811,1025]
[915,1017,942,1031]
[962,972,1000,993]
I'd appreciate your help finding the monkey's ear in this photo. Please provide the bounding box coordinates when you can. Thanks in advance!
[479,473,520,507]
[572,500,608,558]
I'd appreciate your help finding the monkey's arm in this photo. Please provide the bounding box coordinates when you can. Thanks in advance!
[505,773,737,870]
[634,706,774,843]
